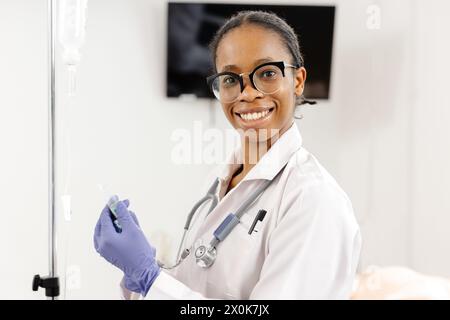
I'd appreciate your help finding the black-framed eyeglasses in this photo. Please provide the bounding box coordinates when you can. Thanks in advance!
[206,61,300,103]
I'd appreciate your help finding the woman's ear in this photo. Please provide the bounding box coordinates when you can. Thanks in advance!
[294,67,307,97]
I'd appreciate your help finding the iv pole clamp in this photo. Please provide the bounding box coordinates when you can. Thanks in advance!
[32,275,60,298]
[33,0,60,299]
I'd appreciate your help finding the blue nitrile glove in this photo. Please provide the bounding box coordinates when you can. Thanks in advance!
[94,199,161,296]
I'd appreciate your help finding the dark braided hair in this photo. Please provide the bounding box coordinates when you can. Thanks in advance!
[208,10,316,107]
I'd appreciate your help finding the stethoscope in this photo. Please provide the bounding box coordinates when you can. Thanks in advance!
[157,165,285,270]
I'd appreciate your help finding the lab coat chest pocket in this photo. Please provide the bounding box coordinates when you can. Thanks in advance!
[211,212,266,299]
[235,213,264,249]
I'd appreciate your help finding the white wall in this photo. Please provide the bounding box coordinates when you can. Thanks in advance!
[1,0,449,299]
[409,1,450,276]
[0,0,48,299]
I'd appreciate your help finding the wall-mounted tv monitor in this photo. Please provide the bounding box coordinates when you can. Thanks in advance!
[167,2,335,100]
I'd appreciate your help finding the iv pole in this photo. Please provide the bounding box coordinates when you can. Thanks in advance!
[32,0,60,299]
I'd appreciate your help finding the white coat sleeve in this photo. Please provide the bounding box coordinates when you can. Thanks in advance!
[249,179,362,300]
[120,268,214,300]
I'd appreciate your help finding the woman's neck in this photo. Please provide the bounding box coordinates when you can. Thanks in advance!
[240,122,293,177]
[240,137,272,177]
[227,137,273,193]
[226,122,294,194]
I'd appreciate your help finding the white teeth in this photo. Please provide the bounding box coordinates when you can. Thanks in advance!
[239,110,270,121]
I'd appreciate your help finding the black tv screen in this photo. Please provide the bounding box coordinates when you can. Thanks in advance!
[167,2,335,100]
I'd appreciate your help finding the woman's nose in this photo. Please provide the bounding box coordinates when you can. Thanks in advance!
[238,75,263,102]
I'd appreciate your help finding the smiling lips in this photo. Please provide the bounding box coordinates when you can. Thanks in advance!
[235,107,275,122]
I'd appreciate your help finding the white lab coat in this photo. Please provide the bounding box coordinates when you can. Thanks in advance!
[121,122,362,300]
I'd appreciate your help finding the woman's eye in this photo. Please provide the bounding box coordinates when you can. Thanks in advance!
[261,70,276,78]
[222,76,236,85]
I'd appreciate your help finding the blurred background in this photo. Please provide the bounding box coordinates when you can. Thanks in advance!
[1,0,449,299]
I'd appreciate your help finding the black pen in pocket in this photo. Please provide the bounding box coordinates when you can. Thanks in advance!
[248,209,267,235]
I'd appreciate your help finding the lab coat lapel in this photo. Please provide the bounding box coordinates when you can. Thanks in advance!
[193,123,303,240]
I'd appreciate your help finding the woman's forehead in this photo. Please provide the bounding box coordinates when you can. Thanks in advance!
[215,25,291,72]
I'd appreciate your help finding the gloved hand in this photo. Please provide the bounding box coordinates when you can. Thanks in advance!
[94,199,161,296]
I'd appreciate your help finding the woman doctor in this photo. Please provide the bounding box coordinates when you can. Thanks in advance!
[94,11,361,300]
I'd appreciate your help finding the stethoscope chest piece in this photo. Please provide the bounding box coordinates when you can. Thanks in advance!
[195,245,217,268]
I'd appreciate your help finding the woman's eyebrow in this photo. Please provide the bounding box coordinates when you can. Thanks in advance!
[220,57,275,73]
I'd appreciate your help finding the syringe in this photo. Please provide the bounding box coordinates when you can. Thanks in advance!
[98,184,122,233]
[106,195,122,233]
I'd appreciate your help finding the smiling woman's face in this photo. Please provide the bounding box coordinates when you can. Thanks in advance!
[215,24,306,141]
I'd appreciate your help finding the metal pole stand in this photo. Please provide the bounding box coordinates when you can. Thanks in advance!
[33,0,59,300]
